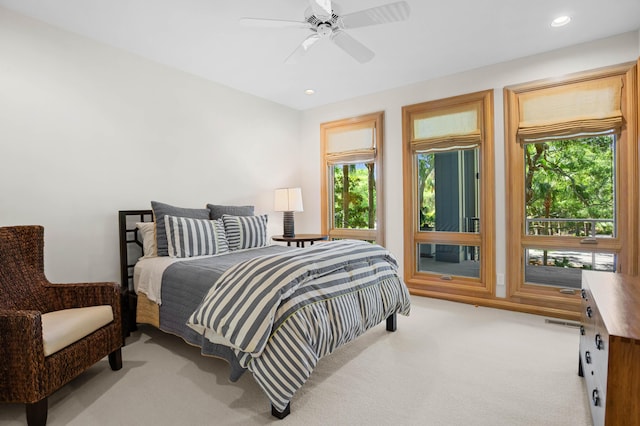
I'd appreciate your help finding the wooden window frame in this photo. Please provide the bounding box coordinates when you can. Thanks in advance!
[402,90,495,301]
[320,111,385,245]
[504,63,638,320]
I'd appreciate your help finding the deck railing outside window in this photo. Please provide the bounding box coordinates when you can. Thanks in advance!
[525,217,614,275]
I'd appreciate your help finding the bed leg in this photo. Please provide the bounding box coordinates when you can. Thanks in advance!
[271,402,291,419]
[128,292,138,332]
[386,313,397,332]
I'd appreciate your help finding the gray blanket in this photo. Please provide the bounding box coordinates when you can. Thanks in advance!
[157,245,291,381]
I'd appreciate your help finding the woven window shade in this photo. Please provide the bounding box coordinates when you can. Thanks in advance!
[325,121,376,164]
[517,76,623,141]
[411,102,482,152]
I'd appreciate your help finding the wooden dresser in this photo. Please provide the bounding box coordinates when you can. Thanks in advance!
[579,271,640,426]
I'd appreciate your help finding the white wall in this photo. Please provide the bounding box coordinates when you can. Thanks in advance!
[0,7,302,283]
[299,31,640,297]
[2,4,637,292]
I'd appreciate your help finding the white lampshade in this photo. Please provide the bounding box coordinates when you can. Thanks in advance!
[274,187,304,212]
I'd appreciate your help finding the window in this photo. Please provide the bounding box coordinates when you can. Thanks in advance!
[524,136,616,288]
[504,63,638,319]
[321,112,384,244]
[402,90,495,300]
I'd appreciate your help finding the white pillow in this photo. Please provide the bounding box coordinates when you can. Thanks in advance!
[136,222,157,258]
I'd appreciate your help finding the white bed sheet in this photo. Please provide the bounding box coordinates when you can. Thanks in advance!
[133,256,179,304]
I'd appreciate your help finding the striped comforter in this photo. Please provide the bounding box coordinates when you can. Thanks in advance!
[187,239,411,412]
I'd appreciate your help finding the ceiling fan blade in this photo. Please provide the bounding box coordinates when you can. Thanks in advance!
[331,30,375,63]
[341,1,410,29]
[308,0,333,20]
[285,33,323,64]
[239,17,310,29]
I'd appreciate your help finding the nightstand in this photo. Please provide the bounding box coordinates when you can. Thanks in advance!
[272,234,328,248]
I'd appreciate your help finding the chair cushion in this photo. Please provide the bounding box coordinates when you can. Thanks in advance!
[41,306,114,356]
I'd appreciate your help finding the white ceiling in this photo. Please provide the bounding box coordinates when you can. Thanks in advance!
[1,0,639,110]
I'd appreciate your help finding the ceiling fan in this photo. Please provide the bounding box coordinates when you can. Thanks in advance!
[240,0,411,64]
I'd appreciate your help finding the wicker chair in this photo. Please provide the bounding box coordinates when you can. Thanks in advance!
[0,226,123,426]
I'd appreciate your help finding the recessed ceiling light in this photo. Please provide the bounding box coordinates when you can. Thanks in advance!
[551,16,571,27]
[304,89,315,95]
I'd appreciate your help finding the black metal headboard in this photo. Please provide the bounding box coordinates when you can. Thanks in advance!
[118,210,153,292]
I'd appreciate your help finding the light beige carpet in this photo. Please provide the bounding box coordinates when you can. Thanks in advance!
[0,296,592,425]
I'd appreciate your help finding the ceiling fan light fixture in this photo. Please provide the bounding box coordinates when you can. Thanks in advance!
[551,15,571,27]
[317,23,333,37]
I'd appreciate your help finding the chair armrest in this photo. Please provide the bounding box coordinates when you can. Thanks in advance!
[0,310,45,401]
[45,281,120,309]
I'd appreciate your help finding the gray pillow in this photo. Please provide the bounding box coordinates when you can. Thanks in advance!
[151,201,210,257]
[207,204,254,220]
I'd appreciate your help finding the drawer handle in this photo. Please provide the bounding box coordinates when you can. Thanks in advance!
[585,351,591,364]
[592,389,600,407]
[595,334,604,350]
[580,325,585,336]
[586,306,593,318]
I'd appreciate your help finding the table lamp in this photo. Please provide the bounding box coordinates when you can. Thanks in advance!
[274,187,304,238]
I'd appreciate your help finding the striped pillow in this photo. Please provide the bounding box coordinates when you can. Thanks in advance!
[164,215,229,258]
[222,214,268,250]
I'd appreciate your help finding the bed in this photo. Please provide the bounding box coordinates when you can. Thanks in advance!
[118,206,411,419]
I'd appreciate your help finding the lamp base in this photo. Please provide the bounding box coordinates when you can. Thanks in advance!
[283,211,295,238]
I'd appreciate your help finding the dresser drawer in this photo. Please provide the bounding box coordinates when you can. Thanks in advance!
[580,288,608,426]
[581,330,608,425]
